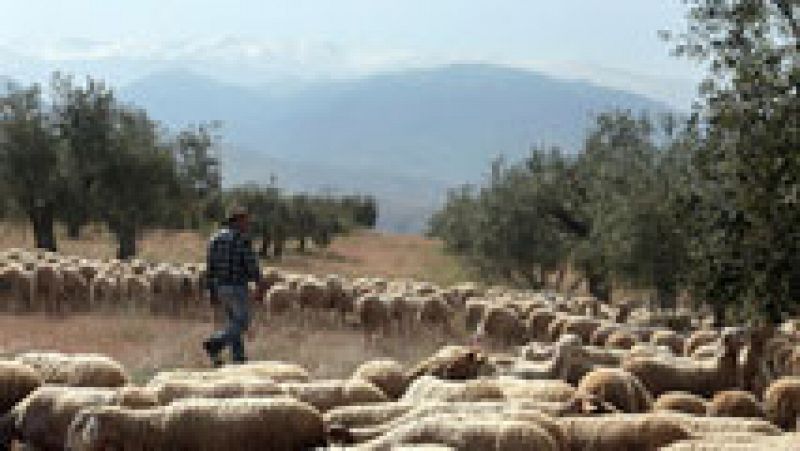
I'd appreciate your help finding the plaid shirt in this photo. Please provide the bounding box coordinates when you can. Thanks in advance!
[206,227,261,290]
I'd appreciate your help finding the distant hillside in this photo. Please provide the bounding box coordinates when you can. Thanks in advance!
[121,64,670,232]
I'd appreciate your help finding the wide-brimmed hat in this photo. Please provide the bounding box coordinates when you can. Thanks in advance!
[226,205,249,222]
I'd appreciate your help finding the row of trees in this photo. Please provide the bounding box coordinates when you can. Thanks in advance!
[227,185,377,258]
[0,74,378,259]
[430,0,798,325]
[0,74,223,258]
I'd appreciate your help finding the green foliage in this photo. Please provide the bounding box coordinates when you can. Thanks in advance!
[225,186,377,259]
[0,74,224,258]
[429,112,693,302]
[0,82,63,250]
[668,0,800,324]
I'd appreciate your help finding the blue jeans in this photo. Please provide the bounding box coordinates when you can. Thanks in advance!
[208,285,250,363]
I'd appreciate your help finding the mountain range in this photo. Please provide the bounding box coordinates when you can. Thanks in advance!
[115,64,670,232]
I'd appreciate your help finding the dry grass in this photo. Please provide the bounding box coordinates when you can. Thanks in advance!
[0,222,472,286]
[0,312,466,384]
[0,221,474,384]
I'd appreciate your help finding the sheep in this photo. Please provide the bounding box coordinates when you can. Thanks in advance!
[560,316,602,344]
[685,329,719,356]
[356,294,391,336]
[652,392,708,416]
[661,433,800,450]
[0,264,35,313]
[763,376,800,431]
[416,296,451,330]
[622,328,744,397]
[526,309,558,342]
[401,377,506,404]
[650,411,782,435]
[352,359,409,400]
[589,324,620,347]
[359,413,564,451]
[650,329,685,356]
[0,361,41,414]
[510,335,623,385]
[265,283,297,315]
[8,386,117,450]
[324,402,414,430]
[152,378,284,405]
[16,352,128,387]
[148,361,310,384]
[707,390,764,418]
[606,330,638,350]
[60,266,91,313]
[407,346,490,381]
[575,368,653,413]
[279,379,388,412]
[493,377,576,403]
[66,397,326,451]
[112,386,159,409]
[559,414,691,451]
[34,262,64,314]
[479,306,527,346]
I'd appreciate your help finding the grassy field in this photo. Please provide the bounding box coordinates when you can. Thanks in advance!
[0,221,474,286]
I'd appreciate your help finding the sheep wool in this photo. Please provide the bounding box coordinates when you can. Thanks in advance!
[576,368,653,413]
[707,390,764,419]
[763,376,800,431]
[0,361,41,415]
[653,391,708,416]
[66,397,326,451]
[352,359,409,400]
[279,379,388,412]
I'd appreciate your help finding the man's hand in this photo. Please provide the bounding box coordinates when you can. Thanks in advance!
[251,281,268,304]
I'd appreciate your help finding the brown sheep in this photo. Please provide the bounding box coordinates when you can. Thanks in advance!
[526,309,558,342]
[575,368,653,413]
[265,283,297,315]
[707,390,764,418]
[606,330,638,350]
[763,376,800,431]
[652,391,708,415]
[650,329,684,356]
[589,324,620,347]
[465,299,489,332]
[480,306,527,346]
[0,361,42,414]
[355,294,391,336]
[407,346,490,381]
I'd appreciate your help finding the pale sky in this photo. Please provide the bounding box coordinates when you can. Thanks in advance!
[0,0,703,106]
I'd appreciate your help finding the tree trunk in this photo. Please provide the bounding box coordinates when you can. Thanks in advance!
[273,236,284,259]
[298,236,306,252]
[587,272,610,302]
[66,221,82,240]
[116,226,137,260]
[656,286,677,310]
[30,205,57,252]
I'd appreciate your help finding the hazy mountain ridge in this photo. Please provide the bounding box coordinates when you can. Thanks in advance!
[118,64,671,232]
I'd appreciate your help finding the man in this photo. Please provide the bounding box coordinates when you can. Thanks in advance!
[203,206,266,366]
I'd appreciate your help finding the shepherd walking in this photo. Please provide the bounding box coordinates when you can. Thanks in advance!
[203,206,266,366]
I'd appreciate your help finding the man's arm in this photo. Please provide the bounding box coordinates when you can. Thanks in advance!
[206,238,219,304]
[240,237,266,301]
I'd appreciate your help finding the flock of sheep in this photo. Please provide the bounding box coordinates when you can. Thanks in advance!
[0,247,799,450]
